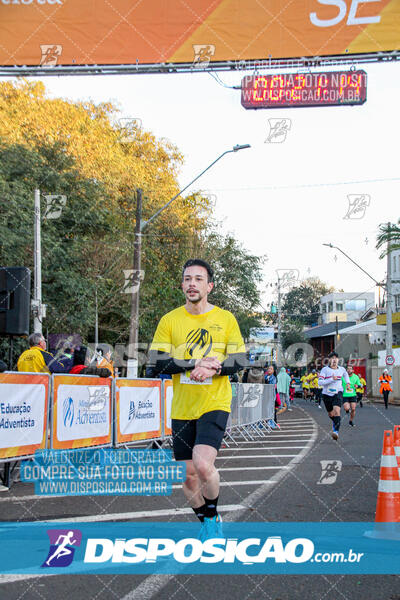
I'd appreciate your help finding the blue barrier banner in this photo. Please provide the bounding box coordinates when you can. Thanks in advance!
[19,449,183,496]
[0,523,400,574]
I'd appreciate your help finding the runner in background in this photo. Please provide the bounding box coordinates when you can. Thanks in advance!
[319,351,351,441]
[356,374,366,407]
[301,372,309,400]
[315,370,323,409]
[289,373,296,406]
[342,365,361,427]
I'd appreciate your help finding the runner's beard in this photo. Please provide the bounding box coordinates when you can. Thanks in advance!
[186,290,202,303]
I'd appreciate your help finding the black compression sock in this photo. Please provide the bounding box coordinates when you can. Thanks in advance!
[345,410,349,414]
[193,504,207,522]
[203,495,219,519]
[333,416,341,431]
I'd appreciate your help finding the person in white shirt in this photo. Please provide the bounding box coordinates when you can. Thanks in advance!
[318,351,351,441]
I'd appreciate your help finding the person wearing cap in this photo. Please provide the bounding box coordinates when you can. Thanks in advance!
[17,333,73,374]
[378,369,392,409]
[318,351,351,441]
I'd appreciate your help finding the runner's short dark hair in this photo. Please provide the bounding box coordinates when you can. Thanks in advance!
[328,351,339,358]
[182,259,214,282]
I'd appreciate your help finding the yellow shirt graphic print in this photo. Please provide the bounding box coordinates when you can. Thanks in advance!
[150,306,245,420]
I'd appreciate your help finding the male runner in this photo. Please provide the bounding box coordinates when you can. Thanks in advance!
[146,259,245,539]
[342,365,361,427]
[318,351,351,440]
[300,372,309,400]
[356,374,366,407]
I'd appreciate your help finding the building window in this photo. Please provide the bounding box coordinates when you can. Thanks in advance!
[395,294,400,311]
[336,302,344,311]
[321,303,327,313]
[328,301,333,312]
[345,299,366,311]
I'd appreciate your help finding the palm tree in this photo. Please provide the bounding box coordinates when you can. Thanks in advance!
[376,220,400,258]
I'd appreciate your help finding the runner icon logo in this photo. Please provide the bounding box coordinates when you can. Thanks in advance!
[42,529,82,568]
[317,460,342,484]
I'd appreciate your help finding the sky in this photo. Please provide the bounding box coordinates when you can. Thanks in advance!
[6,60,400,310]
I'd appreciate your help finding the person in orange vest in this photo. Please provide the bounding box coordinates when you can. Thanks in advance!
[378,369,392,409]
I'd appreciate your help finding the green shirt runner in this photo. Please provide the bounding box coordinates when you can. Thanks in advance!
[342,373,361,398]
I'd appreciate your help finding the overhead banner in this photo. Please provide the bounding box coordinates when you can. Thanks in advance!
[115,378,161,445]
[0,372,49,461]
[1,0,399,67]
[52,374,112,450]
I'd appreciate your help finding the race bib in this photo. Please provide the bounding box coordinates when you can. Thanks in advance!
[180,372,212,385]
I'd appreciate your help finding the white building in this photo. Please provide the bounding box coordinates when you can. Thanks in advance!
[319,292,375,325]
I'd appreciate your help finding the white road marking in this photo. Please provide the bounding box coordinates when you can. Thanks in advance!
[37,503,246,524]
[216,454,297,459]
[221,446,308,450]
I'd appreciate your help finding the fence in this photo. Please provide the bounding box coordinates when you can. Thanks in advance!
[0,373,276,464]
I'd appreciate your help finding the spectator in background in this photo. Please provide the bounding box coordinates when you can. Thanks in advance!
[17,333,73,374]
[289,373,296,406]
[70,346,111,377]
[277,366,292,411]
[265,365,279,428]
[96,346,114,377]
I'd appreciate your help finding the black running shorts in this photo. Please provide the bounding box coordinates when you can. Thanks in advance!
[342,395,357,405]
[171,410,229,461]
[322,392,343,412]
[356,392,363,402]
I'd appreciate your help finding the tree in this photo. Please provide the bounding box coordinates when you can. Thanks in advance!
[281,320,308,351]
[281,277,334,328]
[376,221,400,258]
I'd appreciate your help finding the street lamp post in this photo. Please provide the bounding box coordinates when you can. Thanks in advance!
[322,241,392,371]
[126,144,251,378]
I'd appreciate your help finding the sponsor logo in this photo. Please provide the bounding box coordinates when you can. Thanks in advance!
[42,529,81,568]
[63,397,74,428]
[83,535,314,565]
[241,385,262,408]
[128,400,136,421]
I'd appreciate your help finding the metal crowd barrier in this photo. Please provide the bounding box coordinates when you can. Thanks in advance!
[0,373,277,467]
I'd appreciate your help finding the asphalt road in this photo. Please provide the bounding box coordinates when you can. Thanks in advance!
[1,398,400,600]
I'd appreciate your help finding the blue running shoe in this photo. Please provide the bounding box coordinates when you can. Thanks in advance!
[201,514,224,541]
[331,427,339,441]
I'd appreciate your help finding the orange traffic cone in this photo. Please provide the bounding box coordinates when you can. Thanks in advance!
[365,431,400,539]
[375,430,400,522]
[394,426,400,469]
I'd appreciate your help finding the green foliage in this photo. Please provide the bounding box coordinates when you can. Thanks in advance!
[376,221,400,259]
[281,320,308,351]
[281,277,333,328]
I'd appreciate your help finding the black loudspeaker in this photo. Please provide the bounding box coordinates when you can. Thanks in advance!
[0,267,31,336]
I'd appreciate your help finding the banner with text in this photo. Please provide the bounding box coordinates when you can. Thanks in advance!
[52,374,111,450]
[115,378,162,445]
[0,372,49,461]
[1,1,399,67]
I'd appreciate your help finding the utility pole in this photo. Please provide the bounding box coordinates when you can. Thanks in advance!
[94,285,98,350]
[277,277,282,364]
[33,189,43,334]
[386,222,393,374]
[127,188,142,378]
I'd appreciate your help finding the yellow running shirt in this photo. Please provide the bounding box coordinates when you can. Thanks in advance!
[150,305,245,420]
